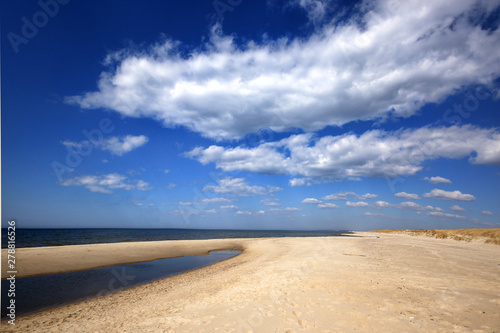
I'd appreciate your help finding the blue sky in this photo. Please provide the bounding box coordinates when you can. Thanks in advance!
[2,0,500,230]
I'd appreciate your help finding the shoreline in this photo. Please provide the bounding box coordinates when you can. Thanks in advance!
[1,250,242,321]
[1,238,247,279]
[1,233,499,332]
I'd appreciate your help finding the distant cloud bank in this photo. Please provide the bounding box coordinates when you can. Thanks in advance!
[186,126,500,179]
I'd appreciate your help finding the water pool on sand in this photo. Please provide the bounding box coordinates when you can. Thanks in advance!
[1,250,240,318]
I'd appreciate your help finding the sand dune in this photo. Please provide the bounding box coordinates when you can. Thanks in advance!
[2,233,499,332]
[372,228,500,244]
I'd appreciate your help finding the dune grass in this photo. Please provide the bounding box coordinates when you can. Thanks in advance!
[371,228,500,245]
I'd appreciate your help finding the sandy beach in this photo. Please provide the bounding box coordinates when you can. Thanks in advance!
[2,233,499,332]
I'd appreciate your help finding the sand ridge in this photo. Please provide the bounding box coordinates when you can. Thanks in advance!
[1,233,499,332]
[1,238,246,279]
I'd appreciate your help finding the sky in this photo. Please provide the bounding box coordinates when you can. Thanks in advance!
[2,0,500,230]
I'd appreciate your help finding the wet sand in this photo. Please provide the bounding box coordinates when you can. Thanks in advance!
[1,233,499,332]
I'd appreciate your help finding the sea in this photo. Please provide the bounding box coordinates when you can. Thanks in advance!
[1,228,348,248]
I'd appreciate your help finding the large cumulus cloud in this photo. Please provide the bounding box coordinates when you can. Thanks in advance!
[67,0,500,140]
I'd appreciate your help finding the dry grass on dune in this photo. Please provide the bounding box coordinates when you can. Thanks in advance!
[371,228,500,245]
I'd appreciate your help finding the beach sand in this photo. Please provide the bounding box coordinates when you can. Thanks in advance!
[1,233,499,332]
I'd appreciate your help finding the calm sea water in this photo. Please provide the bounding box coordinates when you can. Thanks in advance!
[1,228,348,248]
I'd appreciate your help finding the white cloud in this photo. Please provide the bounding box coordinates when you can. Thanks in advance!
[267,185,283,194]
[100,135,149,156]
[394,192,420,200]
[62,135,148,156]
[268,207,302,213]
[67,1,500,140]
[347,177,362,181]
[220,205,238,211]
[187,126,500,179]
[427,211,466,220]
[199,197,232,205]
[364,212,383,217]
[290,0,328,26]
[176,197,231,206]
[135,180,151,191]
[375,200,435,211]
[481,210,494,216]
[301,198,322,204]
[60,141,85,149]
[323,191,378,201]
[203,177,267,196]
[450,205,466,212]
[165,183,177,189]
[289,178,311,187]
[396,202,434,211]
[127,167,146,176]
[424,176,452,184]
[261,198,280,206]
[318,203,339,209]
[375,201,392,208]
[174,206,220,216]
[164,169,170,174]
[186,144,289,174]
[346,201,371,208]
[363,212,399,220]
[423,189,476,201]
[435,207,444,212]
[60,173,151,194]
[236,211,252,215]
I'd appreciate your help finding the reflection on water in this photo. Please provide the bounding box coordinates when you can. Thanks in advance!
[1,250,240,318]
